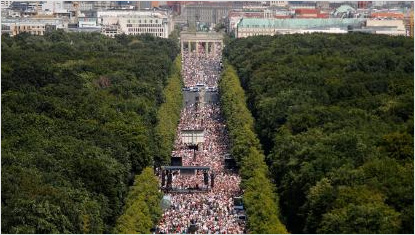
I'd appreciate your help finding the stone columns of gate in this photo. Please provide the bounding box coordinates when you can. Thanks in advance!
[205,41,209,55]
[188,41,191,54]
[181,40,184,56]
[182,38,223,56]
[213,42,216,55]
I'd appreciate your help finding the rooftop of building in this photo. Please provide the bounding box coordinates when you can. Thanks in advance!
[97,9,170,15]
[335,5,356,14]
[238,18,367,29]
[371,12,405,19]
[1,17,65,24]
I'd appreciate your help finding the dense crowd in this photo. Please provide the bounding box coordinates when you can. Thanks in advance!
[157,45,245,234]
[182,43,222,87]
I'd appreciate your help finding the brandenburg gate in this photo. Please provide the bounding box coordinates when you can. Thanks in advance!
[180,31,224,56]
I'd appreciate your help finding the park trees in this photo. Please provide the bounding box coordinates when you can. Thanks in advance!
[219,64,287,234]
[1,32,179,233]
[224,33,413,233]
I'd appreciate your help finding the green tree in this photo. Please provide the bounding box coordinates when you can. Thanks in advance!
[115,168,162,234]
[224,33,413,233]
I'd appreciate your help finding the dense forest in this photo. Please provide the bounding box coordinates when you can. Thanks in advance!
[1,31,179,233]
[219,65,287,234]
[114,55,183,234]
[224,33,414,233]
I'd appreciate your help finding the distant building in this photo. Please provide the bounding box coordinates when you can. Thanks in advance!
[1,23,11,34]
[329,1,358,9]
[227,9,267,34]
[67,27,101,33]
[371,1,387,8]
[62,1,116,12]
[1,1,13,8]
[357,1,372,9]
[78,17,99,28]
[1,18,66,36]
[93,1,113,11]
[316,1,330,10]
[98,10,172,38]
[184,1,243,26]
[9,1,37,11]
[269,1,288,7]
[139,1,152,9]
[1,8,21,18]
[101,24,122,37]
[159,1,168,6]
[236,18,366,37]
[363,19,407,35]
[288,1,316,9]
[371,12,404,19]
[152,1,160,8]
[63,1,94,11]
[118,14,171,37]
[295,8,329,18]
[167,1,181,14]
[42,1,65,13]
[332,5,357,18]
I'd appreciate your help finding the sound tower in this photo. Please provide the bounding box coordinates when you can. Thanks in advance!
[171,156,183,166]
[167,171,172,188]
[161,170,166,186]
[203,172,208,185]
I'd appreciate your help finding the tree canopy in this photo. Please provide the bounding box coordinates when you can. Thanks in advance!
[1,31,179,233]
[154,56,183,166]
[224,33,413,234]
[219,64,287,234]
[114,167,162,234]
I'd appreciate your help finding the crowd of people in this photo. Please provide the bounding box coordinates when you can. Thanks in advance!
[174,104,229,170]
[182,43,222,87]
[156,45,245,234]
